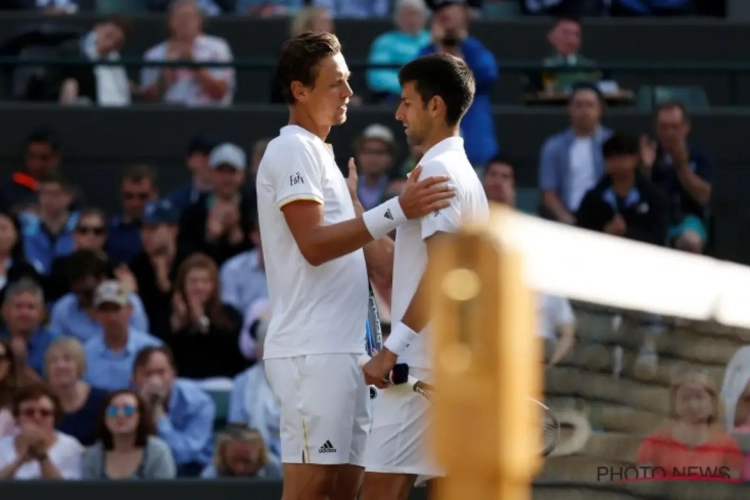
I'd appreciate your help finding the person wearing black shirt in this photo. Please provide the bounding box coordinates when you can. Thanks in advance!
[640,101,713,254]
[177,143,256,267]
[128,199,185,333]
[577,133,668,246]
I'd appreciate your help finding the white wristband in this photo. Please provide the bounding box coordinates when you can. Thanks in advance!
[362,197,407,240]
[384,322,419,355]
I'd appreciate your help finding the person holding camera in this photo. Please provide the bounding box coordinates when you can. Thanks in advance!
[417,0,498,169]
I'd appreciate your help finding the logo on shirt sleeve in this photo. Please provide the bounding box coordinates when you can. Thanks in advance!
[433,209,441,217]
[384,209,394,220]
[290,172,305,186]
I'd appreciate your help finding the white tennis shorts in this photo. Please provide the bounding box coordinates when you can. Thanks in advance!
[364,368,443,479]
[264,353,370,466]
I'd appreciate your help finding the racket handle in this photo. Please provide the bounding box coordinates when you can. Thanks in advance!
[357,354,419,389]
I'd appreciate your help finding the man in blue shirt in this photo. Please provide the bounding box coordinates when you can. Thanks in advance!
[417,0,498,167]
[0,278,56,377]
[84,280,161,391]
[106,164,159,266]
[49,249,149,342]
[21,173,79,274]
[132,345,215,477]
[640,101,713,254]
[219,216,267,315]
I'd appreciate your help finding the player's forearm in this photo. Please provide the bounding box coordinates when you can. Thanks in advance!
[300,197,406,267]
[364,238,395,287]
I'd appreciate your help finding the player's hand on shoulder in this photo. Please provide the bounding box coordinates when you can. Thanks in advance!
[398,165,455,219]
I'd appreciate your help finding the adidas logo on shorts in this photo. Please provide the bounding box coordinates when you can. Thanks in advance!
[319,440,337,453]
[384,209,394,220]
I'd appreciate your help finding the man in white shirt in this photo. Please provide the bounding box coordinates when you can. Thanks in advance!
[361,53,489,499]
[255,32,456,500]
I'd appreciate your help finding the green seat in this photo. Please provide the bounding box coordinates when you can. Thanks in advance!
[516,188,540,215]
[484,1,521,18]
[206,390,231,429]
[637,86,709,111]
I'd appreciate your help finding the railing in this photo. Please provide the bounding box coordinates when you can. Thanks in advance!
[1,58,749,103]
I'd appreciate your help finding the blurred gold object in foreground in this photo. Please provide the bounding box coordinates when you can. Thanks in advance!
[430,205,541,500]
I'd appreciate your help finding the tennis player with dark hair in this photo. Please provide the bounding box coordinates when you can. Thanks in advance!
[255,33,456,500]
[361,53,489,500]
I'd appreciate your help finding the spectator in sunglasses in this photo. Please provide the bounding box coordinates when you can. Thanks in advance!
[106,165,159,266]
[81,390,175,479]
[0,383,83,479]
[46,208,109,302]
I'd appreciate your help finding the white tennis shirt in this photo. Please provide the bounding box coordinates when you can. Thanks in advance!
[391,137,489,369]
[256,125,369,359]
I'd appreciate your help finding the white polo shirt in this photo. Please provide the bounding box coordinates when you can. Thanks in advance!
[391,137,489,369]
[256,125,369,359]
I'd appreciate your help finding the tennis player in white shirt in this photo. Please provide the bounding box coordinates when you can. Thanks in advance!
[361,53,490,500]
[255,33,456,500]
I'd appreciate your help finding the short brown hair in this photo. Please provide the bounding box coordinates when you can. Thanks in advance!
[11,383,63,424]
[97,390,155,450]
[106,14,132,38]
[655,100,689,122]
[133,345,177,375]
[275,31,341,105]
[122,164,158,188]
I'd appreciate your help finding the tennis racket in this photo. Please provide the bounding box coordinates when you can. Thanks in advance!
[533,398,561,457]
[357,354,434,401]
[365,285,384,400]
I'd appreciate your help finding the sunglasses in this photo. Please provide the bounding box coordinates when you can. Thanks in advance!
[123,192,150,201]
[76,226,106,236]
[106,404,137,418]
[21,408,54,418]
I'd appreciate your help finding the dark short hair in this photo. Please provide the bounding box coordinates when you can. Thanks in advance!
[38,171,72,191]
[97,390,155,450]
[570,82,603,103]
[26,128,60,152]
[484,156,514,176]
[122,164,158,189]
[106,14,132,38]
[275,31,342,105]
[398,53,475,127]
[133,345,177,375]
[655,100,689,122]
[602,133,639,158]
[67,249,109,284]
[11,383,63,424]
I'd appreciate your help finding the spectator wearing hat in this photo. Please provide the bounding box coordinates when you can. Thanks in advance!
[178,143,256,267]
[539,83,612,224]
[165,135,219,215]
[417,0,499,168]
[367,0,430,103]
[83,281,161,392]
[129,199,186,330]
[106,165,160,267]
[354,124,400,210]
[48,250,149,343]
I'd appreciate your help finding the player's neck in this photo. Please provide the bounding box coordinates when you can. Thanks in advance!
[289,108,331,142]
[419,127,460,155]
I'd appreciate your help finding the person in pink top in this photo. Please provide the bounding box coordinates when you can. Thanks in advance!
[637,369,743,479]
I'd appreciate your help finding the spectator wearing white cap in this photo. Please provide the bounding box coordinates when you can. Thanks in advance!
[177,143,257,267]
[82,280,161,392]
[353,124,400,210]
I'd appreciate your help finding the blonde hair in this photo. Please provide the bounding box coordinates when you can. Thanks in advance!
[213,426,268,476]
[667,368,723,428]
[44,337,87,380]
[290,6,331,38]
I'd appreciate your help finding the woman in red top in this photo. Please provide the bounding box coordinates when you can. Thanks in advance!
[636,369,743,479]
